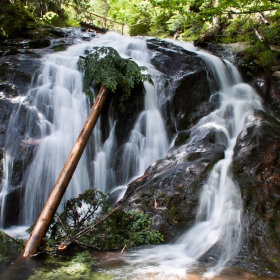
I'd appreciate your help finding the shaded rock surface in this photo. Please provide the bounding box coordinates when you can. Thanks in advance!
[0,52,43,226]
[232,110,280,277]
[147,38,218,134]
[118,126,226,241]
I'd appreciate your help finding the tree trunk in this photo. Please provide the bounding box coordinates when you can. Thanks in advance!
[22,86,109,257]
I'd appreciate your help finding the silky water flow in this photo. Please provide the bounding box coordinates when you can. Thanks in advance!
[0,32,264,278]
[0,32,169,226]
[120,42,263,279]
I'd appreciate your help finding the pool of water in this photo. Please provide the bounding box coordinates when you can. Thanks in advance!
[1,248,279,280]
[1,227,280,280]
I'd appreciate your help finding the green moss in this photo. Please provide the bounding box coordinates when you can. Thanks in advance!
[28,251,112,280]
[163,206,179,225]
[53,45,68,52]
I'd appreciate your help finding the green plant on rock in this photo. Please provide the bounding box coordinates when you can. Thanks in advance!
[78,46,153,113]
[244,41,274,68]
[47,189,164,251]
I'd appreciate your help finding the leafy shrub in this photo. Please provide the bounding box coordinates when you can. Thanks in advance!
[78,46,153,113]
[41,12,59,25]
[0,0,35,39]
[47,189,164,251]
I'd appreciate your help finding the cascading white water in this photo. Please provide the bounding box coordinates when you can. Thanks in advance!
[175,51,263,277]
[18,32,169,225]
[22,50,92,224]
[121,43,263,279]
[0,31,264,278]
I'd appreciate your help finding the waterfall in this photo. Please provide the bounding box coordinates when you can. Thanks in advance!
[0,32,169,225]
[0,31,264,278]
[176,49,263,277]
[123,43,263,278]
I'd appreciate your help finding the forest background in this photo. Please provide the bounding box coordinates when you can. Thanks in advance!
[1,0,280,82]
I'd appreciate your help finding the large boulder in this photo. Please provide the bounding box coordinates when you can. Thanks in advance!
[118,126,226,241]
[146,38,217,133]
[232,110,280,277]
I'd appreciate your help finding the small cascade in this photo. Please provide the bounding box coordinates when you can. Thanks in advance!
[175,50,263,277]
[0,154,12,227]
[122,43,263,278]
[119,80,169,184]
[22,49,91,224]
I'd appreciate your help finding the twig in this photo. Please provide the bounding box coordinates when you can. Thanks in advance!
[55,214,68,234]
[254,28,265,41]
[121,245,127,253]
[58,207,120,250]
[0,231,25,246]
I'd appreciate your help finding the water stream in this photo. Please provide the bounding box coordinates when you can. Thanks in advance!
[119,42,263,278]
[0,32,169,225]
[0,32,266,279]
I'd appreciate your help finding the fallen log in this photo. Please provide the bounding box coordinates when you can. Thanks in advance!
[22,85,109,257]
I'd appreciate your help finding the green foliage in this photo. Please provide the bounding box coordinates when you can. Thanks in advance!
[0,0,35,39]
[241,61,258,78]
[0,231,25,262]
[41,11,59,25]
[78,46,153,112]
[48,188,164,251]
[85,209,164,249]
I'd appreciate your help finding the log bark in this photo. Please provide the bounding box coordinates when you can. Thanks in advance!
[22,85,109,257]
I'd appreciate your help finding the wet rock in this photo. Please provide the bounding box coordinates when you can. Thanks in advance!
[272,71,280,80]
[169,69,216,131]
[81,33,91,41]
[147,38,217,133]
[51,38,74,51]
[272,66,280,72]
[147,38,201,76]
[29,38,51,49]
[232,110,280,276]
[1,39,30,48]
[2,186,22,227]
[50,27,71,37]
[118,127,226,241]
[3,48,18,56]
[0,53,42,96]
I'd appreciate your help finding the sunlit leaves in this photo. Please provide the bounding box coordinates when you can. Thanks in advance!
[78,46,153,112]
